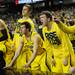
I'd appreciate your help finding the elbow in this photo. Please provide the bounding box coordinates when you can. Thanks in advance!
[17,51,20,56]
[33,49,37,56]
[15,51,20,57]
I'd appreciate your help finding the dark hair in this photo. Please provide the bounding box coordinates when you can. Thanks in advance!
[39,11,52,19]
[21,22,31,32]
[23,4,31,11]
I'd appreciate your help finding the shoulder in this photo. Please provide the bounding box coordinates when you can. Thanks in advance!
[42,26,47,31]
[51,21,58,26]
[17,18,25,23]
[26,18,34,24]
[32,32,40,41]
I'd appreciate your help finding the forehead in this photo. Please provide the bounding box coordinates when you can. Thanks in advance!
[20,25,25,28]
[40,14,46,18]
[23,6,28,10]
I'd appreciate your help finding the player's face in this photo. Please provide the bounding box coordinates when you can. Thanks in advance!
[20,25,26,34]
[40,14,48,26]
[22,6,29,16]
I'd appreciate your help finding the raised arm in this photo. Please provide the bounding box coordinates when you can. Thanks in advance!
[55,20,75,34]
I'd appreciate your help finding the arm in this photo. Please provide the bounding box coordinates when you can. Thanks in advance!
[7,37,24,67]
[24,35,39,68]
[55,20,75,34]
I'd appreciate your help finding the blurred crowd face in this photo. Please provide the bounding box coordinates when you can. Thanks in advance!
[40,14,48,26]
[22,6,30,17]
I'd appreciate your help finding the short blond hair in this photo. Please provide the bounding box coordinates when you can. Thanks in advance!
[23,4,31,11]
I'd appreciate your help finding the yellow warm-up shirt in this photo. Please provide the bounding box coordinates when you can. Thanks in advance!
[15,33,33,70]
[56,21,75,66]
[42,21,74,59]
[13,33,21,51]
[0,31,6,53]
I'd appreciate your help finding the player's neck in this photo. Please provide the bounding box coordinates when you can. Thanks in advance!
[25,32,31,41]
[25,32,31,38]
[22,16,29,19]
[47,22,52,31]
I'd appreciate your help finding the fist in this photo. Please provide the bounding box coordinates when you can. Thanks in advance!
[51,58,56,66]
[70,67,75,73]
[63,58,68,66]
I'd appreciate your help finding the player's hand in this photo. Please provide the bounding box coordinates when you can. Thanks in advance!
[70,67,75,73]
[51,58,56,66]
[4,63,13,69]
[23,63,30,69]
[63,58,68,66]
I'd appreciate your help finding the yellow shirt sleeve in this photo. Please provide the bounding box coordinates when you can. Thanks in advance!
[58,21,75,33]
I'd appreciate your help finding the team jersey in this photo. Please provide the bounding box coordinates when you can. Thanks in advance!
[13,33,21,51]
[42,21,74,58]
